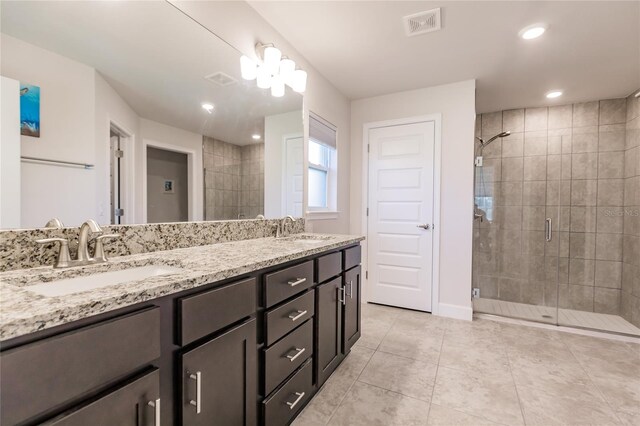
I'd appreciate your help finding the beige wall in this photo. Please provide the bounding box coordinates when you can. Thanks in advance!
[146,147,189,223]
[170,1,352,233]
[350,80,477,319]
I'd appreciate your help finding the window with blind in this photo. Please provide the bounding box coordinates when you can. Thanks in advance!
[308,113,337,212]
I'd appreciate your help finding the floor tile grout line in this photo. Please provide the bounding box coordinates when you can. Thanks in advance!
[562,341,627,424]
[325,321,393,425]
[504,346,529,426]
[351,379,433,403]
[425,329,446,424]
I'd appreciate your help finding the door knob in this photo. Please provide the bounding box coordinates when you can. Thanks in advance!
[417,224,431,230]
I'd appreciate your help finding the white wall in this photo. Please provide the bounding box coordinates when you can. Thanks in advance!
[1,34,97,228]
[94,72,141,225]
[170,1,352,233]
[350,80,477,320]
[264,110,303,218]
[140,118,203,222]
[0,76,21,228]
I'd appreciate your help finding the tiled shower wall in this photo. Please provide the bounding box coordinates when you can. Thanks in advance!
[473,96,639,319]
[621,92,640,327]
[203,137,265,220]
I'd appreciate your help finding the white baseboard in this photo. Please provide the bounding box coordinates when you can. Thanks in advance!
[436,303,473,321]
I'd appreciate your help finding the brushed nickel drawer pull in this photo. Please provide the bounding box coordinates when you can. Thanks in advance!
[286,391,305,410]
[148,398,161,426]
[287,277,307,287]
[189,371,202,414]
[288,310,308,321]
[338,287,346,305]
[285,347,306,362]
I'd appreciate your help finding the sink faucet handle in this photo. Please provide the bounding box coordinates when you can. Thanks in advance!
[93,234,120,262]
[36,238,71,268]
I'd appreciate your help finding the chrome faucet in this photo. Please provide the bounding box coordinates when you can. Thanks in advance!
[36,219,120,268]
[276,215,296,238]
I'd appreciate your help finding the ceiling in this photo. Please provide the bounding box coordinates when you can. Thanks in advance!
[249,1,640,113]
[0,1,302,145]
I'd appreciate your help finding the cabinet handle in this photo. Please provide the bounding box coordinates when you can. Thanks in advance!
[189,371,202,414]
[545,218,553,242]
[338,287,346,305]
[285,347,306,362]
[148,398,160,426]
[287,277,307,287]
[286,391,306,410]
[288,310,308,321]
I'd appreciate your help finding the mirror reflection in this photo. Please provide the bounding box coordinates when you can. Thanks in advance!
[0,0,303,229]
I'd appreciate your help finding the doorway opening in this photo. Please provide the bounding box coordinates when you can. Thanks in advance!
[146,146,189,223]
[109,124,131,225]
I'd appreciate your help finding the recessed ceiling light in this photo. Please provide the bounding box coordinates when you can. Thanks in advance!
[546,90,563,99]
[519,25,546,40]
[252,134,261,140]
[201,103,214,113]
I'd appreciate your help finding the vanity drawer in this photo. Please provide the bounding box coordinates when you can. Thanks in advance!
[265,291,314,346]
[343,245,361,271]
[264,261,314,308]
[316,252,342,283]
[179,277,256,346]
[263,319,313,395]
[0,307,160,426]
[263,359,313,426]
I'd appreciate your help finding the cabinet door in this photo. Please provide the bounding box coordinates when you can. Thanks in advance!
[343,265,362,354]
[315,277,343,387]
[46,369,160,426]
[181,319,257,426]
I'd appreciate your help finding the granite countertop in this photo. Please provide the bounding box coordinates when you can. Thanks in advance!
[0,233,364,341]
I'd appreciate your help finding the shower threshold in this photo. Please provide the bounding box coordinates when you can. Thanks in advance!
[473,297,640,337]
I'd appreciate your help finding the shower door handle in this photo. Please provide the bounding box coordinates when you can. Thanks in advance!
[545,218,552,242]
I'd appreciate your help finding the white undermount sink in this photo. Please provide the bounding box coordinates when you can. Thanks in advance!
[26,265,184,297]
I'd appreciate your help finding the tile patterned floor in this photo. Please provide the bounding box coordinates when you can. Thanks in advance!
[293,303,640,426]
[473,298,640,336]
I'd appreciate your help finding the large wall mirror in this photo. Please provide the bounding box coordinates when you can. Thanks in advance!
[0,0,303,229]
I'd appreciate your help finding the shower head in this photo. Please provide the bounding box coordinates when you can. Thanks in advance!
[477,131,511,149]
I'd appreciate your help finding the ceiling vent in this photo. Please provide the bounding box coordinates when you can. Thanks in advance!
[403,8,441,37]
[204,71,237,87]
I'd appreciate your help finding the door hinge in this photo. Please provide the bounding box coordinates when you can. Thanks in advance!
[114,208,124,217]
[365,270,368,279]
[115,149,124,158]
[367,144,370,153]
[474,156,482,167]
[472,288,480,299]
[366,207,369,216]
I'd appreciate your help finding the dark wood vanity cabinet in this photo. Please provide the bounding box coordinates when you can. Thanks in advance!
[315,276,343,387]
[45,369,161,426]
[0,242,361,426]
[181,319,257,426]
[343,265,362,354]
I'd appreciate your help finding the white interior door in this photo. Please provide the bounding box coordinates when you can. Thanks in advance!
[368,121,435,311]
[284,136,304,217]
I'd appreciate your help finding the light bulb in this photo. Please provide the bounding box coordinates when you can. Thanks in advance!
[263,45,282,75]
[519,25,546,40]
[240,55,257,80]
[291,69,307,93]
[280,58,296,86]
[546,90,563,99]
[256,64,271,89]
[271,75,285,97]
[201,103,214,113]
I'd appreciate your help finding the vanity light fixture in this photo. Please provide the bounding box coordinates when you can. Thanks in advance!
[201,103,214,113]
[519,24,546,40]
[546,90,563,99]
[240,43,307,96]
